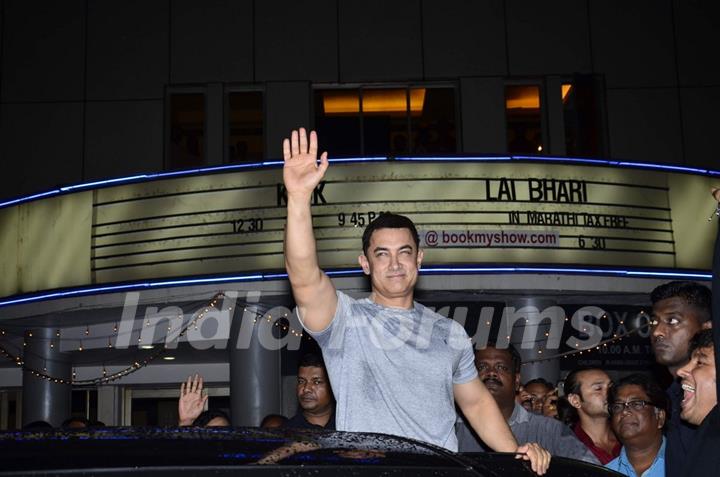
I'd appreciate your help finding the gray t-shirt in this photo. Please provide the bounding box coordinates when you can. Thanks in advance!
[456,403,600,464]
[302,290,478,451]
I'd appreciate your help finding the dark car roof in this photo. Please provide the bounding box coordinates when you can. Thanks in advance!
[0,427,620,477]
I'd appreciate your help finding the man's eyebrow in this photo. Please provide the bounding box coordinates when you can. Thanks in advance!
[372,244,414,253]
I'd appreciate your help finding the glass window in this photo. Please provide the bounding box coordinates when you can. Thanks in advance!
[126,387,229,426]
[168,93,205,169]
[70,389,98,422]
[412,87,456,154]
[314,86,456,157]
[131,396,178,426]
[562,76,604,157]
[314,89,362,157]
[506,85,543,154]
[227,91,264,162]
[363,88,409,156]
[0,390,20,430]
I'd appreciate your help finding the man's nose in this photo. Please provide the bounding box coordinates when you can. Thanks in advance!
[389,254,401,269]
[651,321,665,339]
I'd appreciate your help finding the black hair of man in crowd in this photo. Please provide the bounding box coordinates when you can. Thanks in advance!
[608,373,669,419]
[650,281,711,323]
[689,327,715,355]
[193,409,231,427]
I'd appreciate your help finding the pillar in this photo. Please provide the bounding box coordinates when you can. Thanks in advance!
[505,298,562,385]
[228,305,281,426]
[21,327,71,427]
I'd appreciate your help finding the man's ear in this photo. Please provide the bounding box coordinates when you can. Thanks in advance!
[416,248,424,269]
[702,320,712,330]
[656,408,667,429]
[358,254,370,275]
[567,393,582,410]
[514,373,521,392]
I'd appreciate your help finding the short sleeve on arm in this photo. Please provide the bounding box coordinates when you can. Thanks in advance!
[450,321,478,385]
[297,290,352,349]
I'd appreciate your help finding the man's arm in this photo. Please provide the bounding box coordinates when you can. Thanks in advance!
[283,128,337,332]
[454,378,517,451]
[454,378,551,475]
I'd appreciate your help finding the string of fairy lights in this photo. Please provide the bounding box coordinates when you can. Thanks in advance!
[523,310,652,364]
[0,293,305,386]
[0,293,652,385]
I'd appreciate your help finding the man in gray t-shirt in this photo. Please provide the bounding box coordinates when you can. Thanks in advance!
[282,128,550,473]
[307,290,477,451]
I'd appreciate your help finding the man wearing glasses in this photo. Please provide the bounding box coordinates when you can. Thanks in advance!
[605,373,667,477]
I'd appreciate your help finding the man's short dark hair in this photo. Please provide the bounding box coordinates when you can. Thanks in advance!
[608,373,668,416]
[61,417,89,429]
[523,377,554,391]
[298,352,326,370]
[260,413,288,428]
[23,420,53,431]
[193,409,231,427]
[650,281,711,323]
[481,341,522,374]
[689,328,715,355]
[564,367,603,397]
[361,213,420,256]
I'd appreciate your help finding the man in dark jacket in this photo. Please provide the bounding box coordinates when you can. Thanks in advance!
[649,280,711,476]
[284,352,335,430]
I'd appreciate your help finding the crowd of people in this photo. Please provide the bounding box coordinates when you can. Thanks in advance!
[174,279,716,477]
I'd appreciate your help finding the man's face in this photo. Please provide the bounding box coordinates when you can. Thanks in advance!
[358,228,423,302]
[610,384,665,445]
[677,345,717,425]
[570,369,612,418]
[524,382,553,414]
[651,297,707,371]
[474,347,519,407]
[297,366,332,414]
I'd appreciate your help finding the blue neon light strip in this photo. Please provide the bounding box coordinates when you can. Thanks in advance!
[0,266,710,308]
[398,155,720,175]
[3,155,720,210]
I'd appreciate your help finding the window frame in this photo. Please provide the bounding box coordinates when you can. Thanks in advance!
[311,82,460,157]
[223,85,266,164]
[164,85,209,170]
[504,78,549,155]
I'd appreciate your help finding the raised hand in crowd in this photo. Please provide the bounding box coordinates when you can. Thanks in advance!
[516,385,533,412]
[542,388,559,419]
[178,374,208,426]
